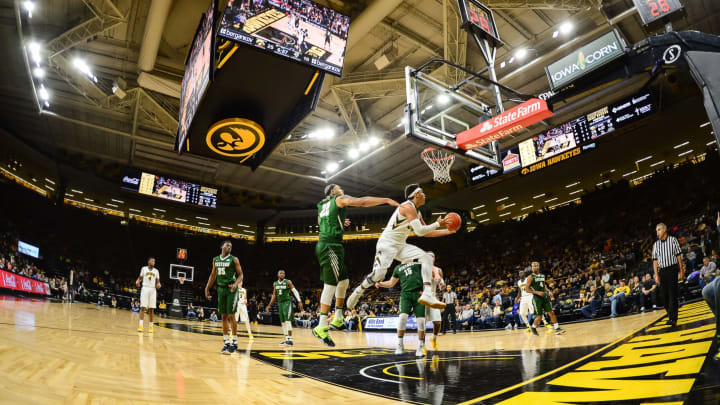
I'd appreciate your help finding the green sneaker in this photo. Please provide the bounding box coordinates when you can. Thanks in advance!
[312,326,336,347]
[329,317,346,331]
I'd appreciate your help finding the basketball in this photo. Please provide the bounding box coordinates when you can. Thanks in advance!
[446,212,462,232]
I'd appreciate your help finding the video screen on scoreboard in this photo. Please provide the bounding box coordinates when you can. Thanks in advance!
[18,241,39,259]
[122,171,218,208]
[518,122,578,167]
[178,1,215,151]
[218,0,349,76]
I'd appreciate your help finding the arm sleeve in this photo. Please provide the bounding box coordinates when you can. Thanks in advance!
[291,287,301,302]
[409,218,439,236]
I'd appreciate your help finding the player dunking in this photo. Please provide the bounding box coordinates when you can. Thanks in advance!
[266,270,303,346]
[347,184,454,310]
[235,283,253,339]
[526,261,566,335]
[136,257,161,333]
[312,184,398,346]
[204,240,244,354]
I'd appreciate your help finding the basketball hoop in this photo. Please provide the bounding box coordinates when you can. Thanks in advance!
[421,147,455,183]
[178,276,185,285]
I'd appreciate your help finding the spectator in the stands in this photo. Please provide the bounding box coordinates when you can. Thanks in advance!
[187,303,197,319]
[131,299,140,312]
[628,276,641,312]
[345,310,359,331]
[491,301,503,328]
[457,304,474,330]
[610,280,630,317]
[686,246,698,271]
[581,285,601,318]
[97,290,105,306]
[476,302,492,329]
[491,289,502,307]
[601,270,611,284]
[111,296,117,308]
[197,306,205,321]
[640,273,658,311]
[210,311,219,322]
[700,256,717,288]
[158,300,167,317]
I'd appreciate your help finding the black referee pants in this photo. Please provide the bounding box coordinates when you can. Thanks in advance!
[659,265,679,323]
[442,303,456,333]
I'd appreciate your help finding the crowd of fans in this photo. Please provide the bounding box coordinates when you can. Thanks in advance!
[1,152,719,331]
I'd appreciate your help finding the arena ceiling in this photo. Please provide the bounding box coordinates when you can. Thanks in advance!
[1,0,720,214]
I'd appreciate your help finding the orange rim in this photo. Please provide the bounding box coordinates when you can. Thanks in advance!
[421,147,455,162]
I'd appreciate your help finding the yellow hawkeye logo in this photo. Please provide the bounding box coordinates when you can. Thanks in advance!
[206,118,265,163]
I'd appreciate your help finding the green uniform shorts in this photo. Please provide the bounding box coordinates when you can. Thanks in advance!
[400,290,425,318]
[533,295,552,316]
[278,300,293,323]
[315,242,347,286]
[217,286,238,315]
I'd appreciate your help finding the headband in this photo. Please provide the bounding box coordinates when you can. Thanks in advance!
[324,184,337,196]
[407,187,422,199]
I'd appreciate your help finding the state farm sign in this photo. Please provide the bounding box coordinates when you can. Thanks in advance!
[457,98,553,150]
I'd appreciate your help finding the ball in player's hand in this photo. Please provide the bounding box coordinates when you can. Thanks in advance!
[445,212,462,232]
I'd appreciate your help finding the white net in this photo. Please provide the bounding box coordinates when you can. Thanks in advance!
[421,148,455,183]
[178,276,185,285]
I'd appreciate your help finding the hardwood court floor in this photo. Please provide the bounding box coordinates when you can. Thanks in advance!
[0,295,712,404]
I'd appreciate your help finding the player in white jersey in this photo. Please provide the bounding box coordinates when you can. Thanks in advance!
[428,252,444,353]
[235,284,253,339]
[347,184,455,311]
[136,257,161,333]
[516,270,534,331]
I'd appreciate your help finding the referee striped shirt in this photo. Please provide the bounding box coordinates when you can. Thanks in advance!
[652,235,682,268]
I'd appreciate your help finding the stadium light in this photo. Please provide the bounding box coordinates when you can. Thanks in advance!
[673,141,689,149]
[504,203,516,208]
[437,94,450,105]
[565,181,580,188]
[521,205,533,210]
[28,41,42,65]
[198,222,210,226]
[533,193,545,199]
[175,218,187,222]
[111,198,124,204]
[495,196,509,202]
[635,155,652,163]
[196,216,208,220]
[707,140,716,146]
[129,208,141,213]
[44,178,55,184]
[359,142,370,152]
[153,208,166,212]
[106,203,119,208]
[478,218,490,223]
[508,56,515,64]
[649,160,665,167]
[545,197,558,203]
[622,170,638,177]
[325,162,339,172]
[369,136,380,146]
[514,48,527,60]
[38,84,49,101]
[552,30,559,38]
[569,189,583,195]
[309,128,334,139]
[472,204,485,210]
[559,21,573,34]
[33,67,44,78]
[476,211,487,216]
[23,1,35,18]
[700,122,710,128]
[678,149,693,157]
[73,58,97,81]
[499,212,511,217]
[348,148,359,159]
[500,61,506,68]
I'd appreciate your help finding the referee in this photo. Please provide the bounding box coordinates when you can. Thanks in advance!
[441,285,458,334]
[652,222,685,327]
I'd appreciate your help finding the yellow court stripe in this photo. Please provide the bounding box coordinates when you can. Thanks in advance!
[383,357,514,380]
[458,312,667,405]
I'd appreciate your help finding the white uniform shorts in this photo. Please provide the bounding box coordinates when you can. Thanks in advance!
[519,298,534,316]
[428,307,442,323]
[371,241,427,281]
[140,287,157,309]
[236,304,249,323]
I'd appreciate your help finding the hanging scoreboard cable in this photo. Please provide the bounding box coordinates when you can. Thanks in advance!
[457,0,502,47]
[632,0,684,26]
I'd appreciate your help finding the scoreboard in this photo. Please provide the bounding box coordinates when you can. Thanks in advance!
[457,0,501,46]
[122,171,218,208]
[632,0,684,26]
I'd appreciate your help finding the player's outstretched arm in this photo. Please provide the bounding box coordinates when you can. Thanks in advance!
[205,262,217,300]
[424,229,456,238]
[230,257,243,292]
[266,288,277,312]
[287,280,303,311]
[336,195,399,208]
[375,277,399,289]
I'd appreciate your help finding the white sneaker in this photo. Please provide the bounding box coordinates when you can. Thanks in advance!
[505,324,512,330]
[640,306,645,312]
[513,325,517,330]
[418,292,446,310]
[347,287,364,309]
[395,344,404,355]
[415,347,425,358]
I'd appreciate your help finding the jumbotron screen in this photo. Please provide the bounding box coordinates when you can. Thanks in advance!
[177,1,215,151]
[122,172,218,208]
[218,0,349,76]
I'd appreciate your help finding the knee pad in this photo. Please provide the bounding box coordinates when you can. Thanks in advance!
[416,317,426,332]
[335,279,349,299]
[398,313,409,331]
[321,284,337,306]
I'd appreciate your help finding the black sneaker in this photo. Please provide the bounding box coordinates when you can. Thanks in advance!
[228,343,237,353]
[285,339,293,346]
[221,343,230,355]
[531,327,539,336]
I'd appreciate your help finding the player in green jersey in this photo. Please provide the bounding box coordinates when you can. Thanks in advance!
[375,262,428,358]
[204,240,244,354]
[312,183,398,346]
[526,261,566,336]
[266,270,303,346]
